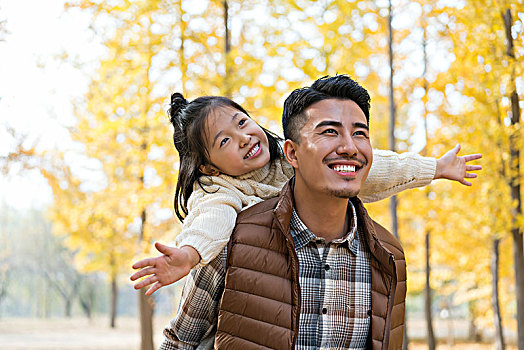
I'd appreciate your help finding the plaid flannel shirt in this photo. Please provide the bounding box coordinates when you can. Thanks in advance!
[159,200,372,350]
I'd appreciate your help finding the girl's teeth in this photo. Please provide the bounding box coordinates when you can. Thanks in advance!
[245,144,259,158]
[332,165,356,172]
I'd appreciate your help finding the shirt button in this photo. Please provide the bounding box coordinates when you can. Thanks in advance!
[367,309,372,317]
[322,308,328,314]
[324,264,330,271]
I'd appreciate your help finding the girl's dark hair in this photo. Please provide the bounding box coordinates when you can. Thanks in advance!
[168,92,282,222]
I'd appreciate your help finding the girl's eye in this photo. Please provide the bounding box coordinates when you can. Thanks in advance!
[354,130,368,137]
[220,138,229,147]
[238,119,246,127]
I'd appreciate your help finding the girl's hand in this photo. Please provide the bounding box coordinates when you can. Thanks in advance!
[434,144,482,186]
[130,243,201,296]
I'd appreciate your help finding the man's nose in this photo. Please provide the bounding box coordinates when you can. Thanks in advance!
[337,135,358,156]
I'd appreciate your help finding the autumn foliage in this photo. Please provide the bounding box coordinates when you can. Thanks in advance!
[2,0,523,347]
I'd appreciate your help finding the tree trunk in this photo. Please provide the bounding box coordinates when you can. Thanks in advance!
[223,0,231,98]
[110,274,117,328]
[44,281,50,318]
[80,298,92,319]
[79,276,94,320]
[387,3,405,347]
[139,288,154,350]
[502,9,524,349]
[387,0,398,240]
[0,202,8,319]
[0,272,9,319]
[420,21,435,350]
[402,316,408,350]
[177,0,187,92]
[138,208,154,350]
[491,238,505,350]
[65,298,72,318]
[469,302,482,342]
[512,228,524,349]
[425,231,436,350]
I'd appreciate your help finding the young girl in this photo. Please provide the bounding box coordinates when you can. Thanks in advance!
[130,92,481,295]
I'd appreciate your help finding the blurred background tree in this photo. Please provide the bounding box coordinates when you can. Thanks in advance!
[0,0,522,349]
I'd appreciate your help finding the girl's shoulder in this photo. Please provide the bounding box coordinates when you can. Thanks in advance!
[187,175,244,207]
[192,174,238,193]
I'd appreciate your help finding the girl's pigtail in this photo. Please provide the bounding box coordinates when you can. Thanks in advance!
[169,93,188,125]
[168,92,191,222]
[169,93,189,157]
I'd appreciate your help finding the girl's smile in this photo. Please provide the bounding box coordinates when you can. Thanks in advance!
[244,142,261,159]
[201,106,270,177]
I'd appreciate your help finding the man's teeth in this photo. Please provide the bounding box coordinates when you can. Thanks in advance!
[332,165,356,173]
[245,143,259,159]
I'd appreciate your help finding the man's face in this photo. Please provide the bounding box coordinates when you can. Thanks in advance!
[284,98,373,199]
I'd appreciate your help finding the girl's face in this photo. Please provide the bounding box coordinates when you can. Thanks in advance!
[200,105,271,177]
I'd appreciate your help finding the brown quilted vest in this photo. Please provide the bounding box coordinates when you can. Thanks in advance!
[215,180,406,350]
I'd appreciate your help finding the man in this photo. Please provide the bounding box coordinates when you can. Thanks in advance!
[160,75,430,349]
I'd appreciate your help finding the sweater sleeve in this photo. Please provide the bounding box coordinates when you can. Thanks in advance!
[359,149,437,203]
[174,184,243,266]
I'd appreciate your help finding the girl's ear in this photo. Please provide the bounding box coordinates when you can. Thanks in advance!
[199,164,220,176]
[284,139,299,169]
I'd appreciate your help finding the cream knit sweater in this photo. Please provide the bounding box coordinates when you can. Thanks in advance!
[174,149,436,265]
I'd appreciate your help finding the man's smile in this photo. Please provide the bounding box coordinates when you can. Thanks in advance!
[331,164,357,174]
[324,158,366,176]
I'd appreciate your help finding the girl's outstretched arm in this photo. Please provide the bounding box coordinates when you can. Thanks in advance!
[434,144,482,186]
[360,144,482,203]
[131,243,200,296]
[130,179,244,295]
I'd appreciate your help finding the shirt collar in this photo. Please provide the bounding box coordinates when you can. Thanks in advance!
[290,200,359,251]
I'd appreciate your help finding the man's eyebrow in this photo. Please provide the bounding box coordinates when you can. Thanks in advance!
[354,122,369,130]
[314,120,369,131]
[314,120,343,129]
[212,112,241,146]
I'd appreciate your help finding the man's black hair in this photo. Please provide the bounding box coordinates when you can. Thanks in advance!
[282,74,371,142]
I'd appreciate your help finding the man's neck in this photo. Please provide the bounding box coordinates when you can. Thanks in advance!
[293,180,352,242]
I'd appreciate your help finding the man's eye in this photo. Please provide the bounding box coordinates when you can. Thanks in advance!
[220,138,229,147]
[322,128,337,134]
[354,130,368,137]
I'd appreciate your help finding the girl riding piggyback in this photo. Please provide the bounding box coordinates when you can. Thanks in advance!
[131,92,481,295]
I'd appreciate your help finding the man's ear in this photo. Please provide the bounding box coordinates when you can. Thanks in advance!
[199,164,220,176]
[284,139,299,169]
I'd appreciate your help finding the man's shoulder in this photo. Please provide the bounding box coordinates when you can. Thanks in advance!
[229,196,288,260]
[369,219,404,259]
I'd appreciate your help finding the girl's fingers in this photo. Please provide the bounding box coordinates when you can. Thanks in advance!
[464,173,477,178]
[460,179,472,186]
[132,257,156,270]
[133,275,157,290]
[466,165,482,171]
[155,242,172,254]
[462,154,483,162]
[130,266,155,281]
[146,282,163,296]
